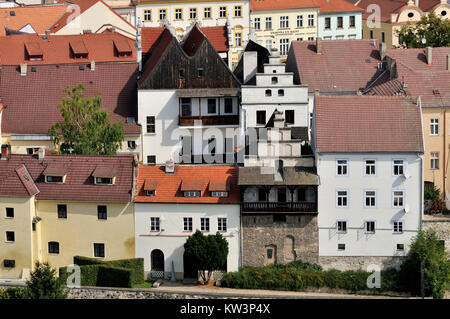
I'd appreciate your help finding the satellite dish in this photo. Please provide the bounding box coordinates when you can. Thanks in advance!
[403,205,410,214]
[421,38,426,45]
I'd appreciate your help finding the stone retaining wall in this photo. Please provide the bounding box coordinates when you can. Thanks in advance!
[318,256,405,271]
[422,215,450,253]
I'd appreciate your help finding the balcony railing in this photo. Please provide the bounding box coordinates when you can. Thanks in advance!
[243,202,317,213]
[179,115,239,126]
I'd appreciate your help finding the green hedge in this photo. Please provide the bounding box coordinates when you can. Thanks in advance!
[59,264,133,288]
[221,261,404,293]
[71,256,144,285]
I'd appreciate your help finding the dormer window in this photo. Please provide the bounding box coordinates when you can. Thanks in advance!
[93,166,117,185]
[113,39,132,57]
[25,42,43,61]
[144,179,158,197]
[211,191,228,198]
[184,191,201,197]
[46,175,64,183]
[209,179,230,198]
[43,164,68,184]
[70,40,88,59]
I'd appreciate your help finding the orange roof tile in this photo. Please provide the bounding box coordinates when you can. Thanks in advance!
[251,0,319,11]
[135,166,240,204]
[315,0,363,13]
[0,33,136,65]
[0,5,69,37]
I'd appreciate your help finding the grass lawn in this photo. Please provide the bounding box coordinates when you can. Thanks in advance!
[132,280,155,289]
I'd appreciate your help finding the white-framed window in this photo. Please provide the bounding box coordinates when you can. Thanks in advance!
[265,39,272,51]
[279,38,289,55]
[254,17,261,30]
[184,191,201,197]
[183,217,193,231]
[431,152,439,169]
[218,218,227,232]
[364,190,376,207]
[393,190,404,207]
[265,17,272,29]
[151,217,160,232]
[430,118,439,135]
[393,221,404,233]
[336,220,347,233]
[175,8,183,20]
[212,191,229,198]
[336,159,348,176]
[336,190,348,207]
[365,159,376,176]
[350,15,356,27]
[280,16,289,28]
[297,15,303,27]
[393,159,404,176]
[201,217,210,232]
[308,14,315,26]
[365,221,376,234]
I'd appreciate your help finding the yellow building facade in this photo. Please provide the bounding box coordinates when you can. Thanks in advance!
[0,153,137,279]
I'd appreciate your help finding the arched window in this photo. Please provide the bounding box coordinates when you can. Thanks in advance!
[151,249,165,279]
[271,77,278,84]
[265,89,272,97]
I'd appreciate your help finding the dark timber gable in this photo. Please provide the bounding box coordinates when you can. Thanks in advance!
[139,26,240,90]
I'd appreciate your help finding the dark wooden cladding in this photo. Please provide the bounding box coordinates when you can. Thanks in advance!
[139,28,241,90]
[243,202,318,213]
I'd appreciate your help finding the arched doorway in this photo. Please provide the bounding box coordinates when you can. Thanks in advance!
[183,251,197,279]
[151,249,164,279]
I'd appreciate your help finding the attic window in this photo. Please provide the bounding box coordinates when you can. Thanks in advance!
[365,58,371,63]
[93,166,117,185]
[25,42,43,61]
[433,89,440,95]
[10,11,15,16]
[70,40,88,59]
[43,164,68,184]
[408,12,414,18]
[113,39,132,57]
[144,179,157,196]
[211,191,228,198]
[146,190,155,196]
[46,175,64,183]
[184,191,201,197]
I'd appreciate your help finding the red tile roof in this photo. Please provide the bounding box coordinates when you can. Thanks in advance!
[355,0,442,22]
[0,62,140,135]
[365,47,450,106]
[315,0,363,13]
[314,95,424,153]
[289,39,382,93]
[0,154,135,202]
[141,27,165,53]
[0,5,69,37]
[251,0,319,11]
[0,33,136,65]
[50,0,136,33]
[135,166,240,204]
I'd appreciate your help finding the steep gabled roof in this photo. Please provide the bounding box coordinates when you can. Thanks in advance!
[135,165,240,204]
[315,0,363,13]
[250,0,319,11]
[0,62,140,135]
[314,95,424,153]
[0,154,135,202]
[0,33,136,65]
[288,39,382,93]
[0,5,69,36]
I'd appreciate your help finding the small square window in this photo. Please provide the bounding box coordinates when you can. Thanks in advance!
[393,221,403,233]
[147,156,156,165]
[365,221,376,233]
[396,244,404,251]
[3,260,15,268]
[6,208,14,218]
[365,160,376,175]
[97,205,107,220]
[146,190,155,196]
[6,231,15,242]
[364,191,376,207]
[197,68,204,77]
[94,243,105,258]
[128,141,136,149]
[337,221,347,233]
[338,243,345,250]
[48,241,60,254]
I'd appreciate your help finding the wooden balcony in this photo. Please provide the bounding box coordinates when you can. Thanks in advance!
[179,115,239,126]
[243,202,318,213]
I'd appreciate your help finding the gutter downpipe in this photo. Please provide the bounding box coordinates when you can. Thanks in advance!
[418,96,424,231]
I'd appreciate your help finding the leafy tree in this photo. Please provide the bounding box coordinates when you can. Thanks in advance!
[399,229,450,298]
[49,84,124,155]
[397,12,450,48]
[26,261,68,299]
[184,230,229,284]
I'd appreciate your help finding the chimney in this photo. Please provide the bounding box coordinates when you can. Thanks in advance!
[316,37,322,54]
[38,147,45,161]
[243,51,258,84]
[426,46,432,65]
[379,42,387,60]
[314,89,320,97]
[415,0,419,7]
[165,160,175,174]
[90,60,95,71]
[1,144,9,160]
[20,63,27,76]
[447,54,450,71]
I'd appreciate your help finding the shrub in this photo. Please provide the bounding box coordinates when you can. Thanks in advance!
[59,264,133,288]
[425,185,441,201]
[27,261,67,299]
[0,287,30,299]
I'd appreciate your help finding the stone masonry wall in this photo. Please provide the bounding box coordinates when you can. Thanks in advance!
[242,214,318,267]
[318,256,405,271]
[422,216,450,253]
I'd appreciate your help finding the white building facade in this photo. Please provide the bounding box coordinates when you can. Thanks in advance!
[313,95,424,270]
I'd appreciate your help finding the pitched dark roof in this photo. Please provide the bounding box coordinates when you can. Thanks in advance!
[315,95,424,153]
[0,62,140,135]
[238,166,318,186]
[0,154,135,202]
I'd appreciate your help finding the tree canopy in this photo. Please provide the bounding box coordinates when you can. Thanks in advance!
[184,230,229,284]
[48,84,124,155]
[397,12,450,48]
